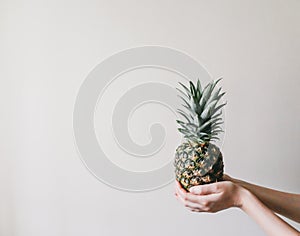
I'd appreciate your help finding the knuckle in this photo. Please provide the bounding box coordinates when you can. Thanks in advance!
[195,188,202,194]
[192,187,202,195]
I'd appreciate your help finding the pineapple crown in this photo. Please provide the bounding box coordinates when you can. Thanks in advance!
[176,78,226,143]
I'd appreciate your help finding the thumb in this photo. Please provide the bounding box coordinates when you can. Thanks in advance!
[190,183,220,195]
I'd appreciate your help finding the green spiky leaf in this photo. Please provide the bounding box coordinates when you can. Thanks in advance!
[176,78,226,143]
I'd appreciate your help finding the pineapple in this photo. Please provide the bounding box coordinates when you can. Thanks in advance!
[174,78,226,191]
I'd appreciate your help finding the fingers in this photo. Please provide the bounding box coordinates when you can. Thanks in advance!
[175,181,201,204]
[189,182,223,195]
[175,189,221,212]
[175,180,186,192]
[189,193,222,213]
[174,181,222,213]
[175,188,203,210]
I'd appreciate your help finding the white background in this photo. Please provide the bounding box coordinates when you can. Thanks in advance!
[1,0,300,235]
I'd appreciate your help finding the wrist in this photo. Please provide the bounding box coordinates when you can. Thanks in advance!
[235,185,251,209]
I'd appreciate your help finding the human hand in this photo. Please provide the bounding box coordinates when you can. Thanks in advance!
[175,180,245,213]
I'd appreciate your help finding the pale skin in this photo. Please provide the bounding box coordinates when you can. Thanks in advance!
[175,175,300,236]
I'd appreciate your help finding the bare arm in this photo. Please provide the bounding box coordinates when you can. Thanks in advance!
[240,187,300,236]
[225,175,300,223]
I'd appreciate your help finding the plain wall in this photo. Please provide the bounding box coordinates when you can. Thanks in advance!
[1,0,299,235]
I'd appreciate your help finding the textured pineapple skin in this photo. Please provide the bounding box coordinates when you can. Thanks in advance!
[174,142,224,191]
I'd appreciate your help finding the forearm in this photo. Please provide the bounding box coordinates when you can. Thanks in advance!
[232,177,300,223]
[239,188,300,236]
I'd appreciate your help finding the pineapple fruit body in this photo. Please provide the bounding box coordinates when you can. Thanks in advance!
[174,141,224,191]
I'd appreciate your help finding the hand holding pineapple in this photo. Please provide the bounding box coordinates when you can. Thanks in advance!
[175,180,243,213]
